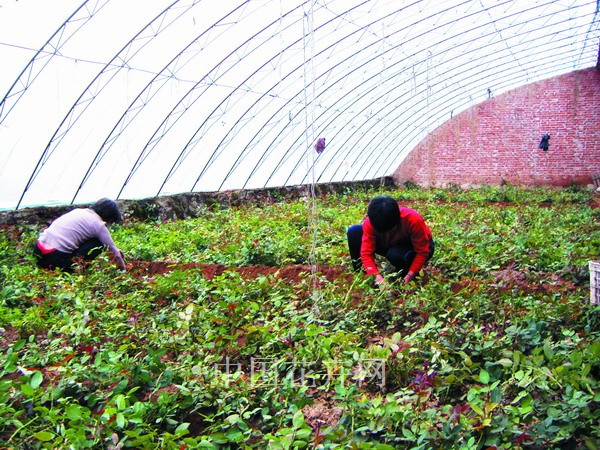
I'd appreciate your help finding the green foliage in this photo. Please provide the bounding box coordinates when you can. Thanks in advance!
[0,185,598,448]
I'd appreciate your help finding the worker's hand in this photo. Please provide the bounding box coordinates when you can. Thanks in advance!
[114,250,126,271]
[374,273,391,292]
[374,273,396,300]
[403,271,416,283]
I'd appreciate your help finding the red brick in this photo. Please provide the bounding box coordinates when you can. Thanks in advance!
[393,68,600,187]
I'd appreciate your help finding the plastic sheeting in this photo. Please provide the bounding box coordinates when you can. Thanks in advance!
[0,0,598,209]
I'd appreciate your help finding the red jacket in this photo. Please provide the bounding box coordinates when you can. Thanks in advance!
[361,206,432,276]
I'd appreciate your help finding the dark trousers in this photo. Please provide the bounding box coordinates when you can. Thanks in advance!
[347,224,434,274]
[33,239,104,271]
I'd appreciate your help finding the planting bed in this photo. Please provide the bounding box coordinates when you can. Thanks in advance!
[1,185,599,449]
[127,260,353,284]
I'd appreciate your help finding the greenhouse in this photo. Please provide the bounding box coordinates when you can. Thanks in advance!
[1,1,599,448]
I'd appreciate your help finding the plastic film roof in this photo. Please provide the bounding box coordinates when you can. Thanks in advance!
[1,0,598,210]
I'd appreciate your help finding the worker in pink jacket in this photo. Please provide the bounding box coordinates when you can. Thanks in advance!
[347,196,434,285]
[33,198,126,272]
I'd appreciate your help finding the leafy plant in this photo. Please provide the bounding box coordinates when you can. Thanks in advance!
[1,185,598,448]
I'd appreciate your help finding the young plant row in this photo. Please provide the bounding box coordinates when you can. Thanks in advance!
[0,185,598,449]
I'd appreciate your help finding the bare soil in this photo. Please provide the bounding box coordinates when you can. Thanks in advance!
[126,260,354,285]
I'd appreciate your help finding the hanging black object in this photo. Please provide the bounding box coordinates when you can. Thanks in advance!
[538,134,550,151]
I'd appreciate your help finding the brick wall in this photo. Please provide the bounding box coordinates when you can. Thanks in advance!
[393,67,600,187]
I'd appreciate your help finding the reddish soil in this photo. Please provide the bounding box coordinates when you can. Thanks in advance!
[127,260,354,285]
[0,326,19,353]
[302,394,344,432]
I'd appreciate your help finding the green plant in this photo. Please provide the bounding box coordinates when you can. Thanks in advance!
[1,186,598,448]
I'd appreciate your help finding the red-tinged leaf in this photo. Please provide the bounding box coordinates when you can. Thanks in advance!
[472,420,486,430]
[313,433,325,446]
[79,344,96,355]
[279,337,294,347]
[129,312,143,324]
[451,403,470,422]
[514,433,533,444]
[236,334,247,347]
[61,354,75,365]
[106,381,119,392]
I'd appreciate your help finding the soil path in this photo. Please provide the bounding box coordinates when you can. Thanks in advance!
[127,260,354,284]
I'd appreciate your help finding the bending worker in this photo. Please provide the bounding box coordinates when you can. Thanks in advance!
[347,195,434,285]
[33,198,126,272]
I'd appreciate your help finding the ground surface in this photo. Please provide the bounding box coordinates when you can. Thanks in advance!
[127,260,354,285]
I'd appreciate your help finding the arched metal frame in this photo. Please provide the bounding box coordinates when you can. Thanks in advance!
[0,0,598,210]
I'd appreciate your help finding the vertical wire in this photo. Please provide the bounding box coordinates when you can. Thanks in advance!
[380,21,387,185]
[302,0,320,307]
[427,50,433,183]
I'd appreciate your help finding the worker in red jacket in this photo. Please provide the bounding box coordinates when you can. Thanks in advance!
[347,196,434,285]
